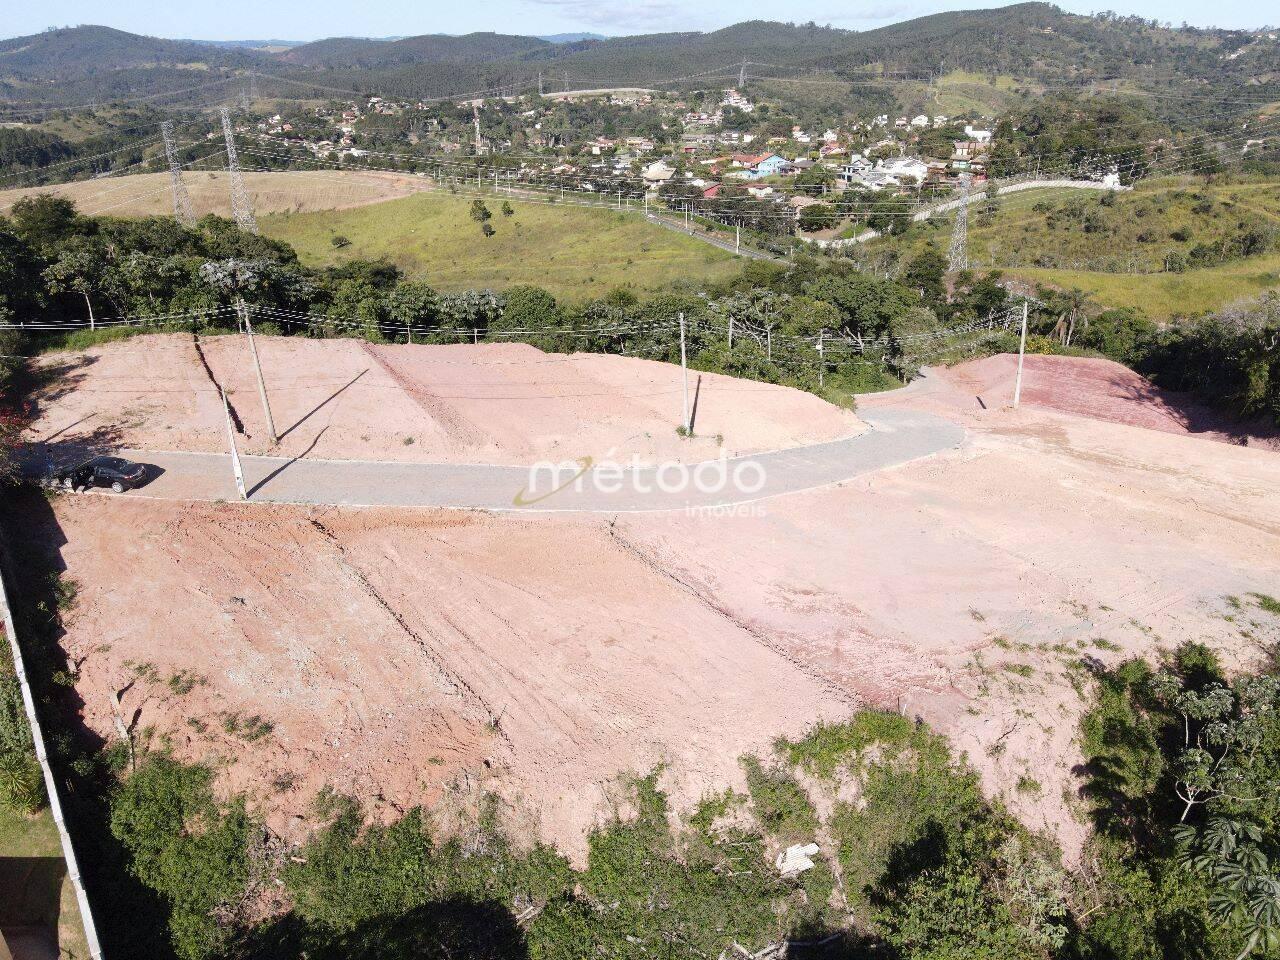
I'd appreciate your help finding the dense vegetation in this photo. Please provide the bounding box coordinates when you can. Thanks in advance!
[1071,636,1280,960]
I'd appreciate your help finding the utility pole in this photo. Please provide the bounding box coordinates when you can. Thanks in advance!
[1013,301,1028,408]
[220,107,258,234]
[473,102,483,155]
[738,58,747,89]
[728,315,734,352]
[238,299,277,445]
[222,387,248,501]
[679,312,690,434]
[766,325,772,362]
[735,223,740,254]
[161,121,196,226]
[817,329,825,387]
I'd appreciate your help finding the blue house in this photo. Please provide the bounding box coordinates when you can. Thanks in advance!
[751,154,792,178]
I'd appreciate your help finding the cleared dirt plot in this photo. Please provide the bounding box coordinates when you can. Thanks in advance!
[18,342,1280,864]
[938,353,1280,449]
[25,334,862,465]
[0,170,423,218]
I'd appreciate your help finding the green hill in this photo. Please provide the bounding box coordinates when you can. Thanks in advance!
[260,192,742,300]
[869,177,1280,317]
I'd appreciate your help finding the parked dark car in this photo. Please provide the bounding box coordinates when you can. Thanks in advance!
[54,456,148,493]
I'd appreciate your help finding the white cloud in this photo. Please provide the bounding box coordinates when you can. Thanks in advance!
[522,0,703,32]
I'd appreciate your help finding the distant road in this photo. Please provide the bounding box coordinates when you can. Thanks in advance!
[93,408,962,513]
[645,213,782,263]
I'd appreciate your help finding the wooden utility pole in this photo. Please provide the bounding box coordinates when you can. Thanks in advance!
[1013,301,1028,408]
[238,299,277,445]
[678,312,690,434]
[222,388,247,500]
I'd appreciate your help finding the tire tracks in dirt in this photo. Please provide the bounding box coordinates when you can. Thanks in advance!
[604,519,862,709]
[306,514,511,745]
[357,342,496,453]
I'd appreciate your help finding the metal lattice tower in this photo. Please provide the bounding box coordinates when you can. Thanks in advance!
[248,70,259,102]
[219,107,258,234]
[473,102,483,154]
[738,58,747,88]
[948,173,971,272]
[160,121,196,227]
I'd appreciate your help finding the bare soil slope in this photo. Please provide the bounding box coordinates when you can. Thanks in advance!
[0,170,421,218]
[27,334,862,465]
[21,345,1280,862]
[936,353,1280,449]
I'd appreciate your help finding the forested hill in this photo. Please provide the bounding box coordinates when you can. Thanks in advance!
[0,25,255,79]
[277,33,556,69]
[814,3,1280,82]
[1,6,1277,109]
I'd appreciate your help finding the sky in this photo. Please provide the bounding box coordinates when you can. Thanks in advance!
[4,0,1274,42]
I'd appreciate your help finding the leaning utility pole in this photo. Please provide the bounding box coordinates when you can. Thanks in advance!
[160,121,196,227]
[222,387,248,500]
[219,107,258,233]
[237,299,277,445]
[948,173,971,273]
[678,312,690,434]
[1013,301,1029,408]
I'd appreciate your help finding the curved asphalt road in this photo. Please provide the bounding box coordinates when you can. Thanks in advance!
[105,407,961,513]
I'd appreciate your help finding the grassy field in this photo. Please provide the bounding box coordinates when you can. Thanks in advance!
[261,191,743,301]
[870,177,1280,317]
[0,793,91,958]
[1006,252,1280,316]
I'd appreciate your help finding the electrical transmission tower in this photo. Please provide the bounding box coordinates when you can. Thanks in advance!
[738,58,747,88]
[160,121,196,226]
[948,173,971,272]
[219,107,258,234]
[249,70,259,102]
[472,102,483,154]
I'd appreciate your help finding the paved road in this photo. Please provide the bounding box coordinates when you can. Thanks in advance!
[91,408,961,513]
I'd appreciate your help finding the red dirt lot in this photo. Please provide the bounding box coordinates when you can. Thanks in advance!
[934,353,1280,450]
[25,334,862,466]
[19,343,1280,863]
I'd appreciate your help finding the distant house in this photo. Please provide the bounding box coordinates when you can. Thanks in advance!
[964,124,993,144]
[642,160,676,184]
[702,184,723,199]
[754,154,793,178]
[878,157,929,183]
[910,115,930,128]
